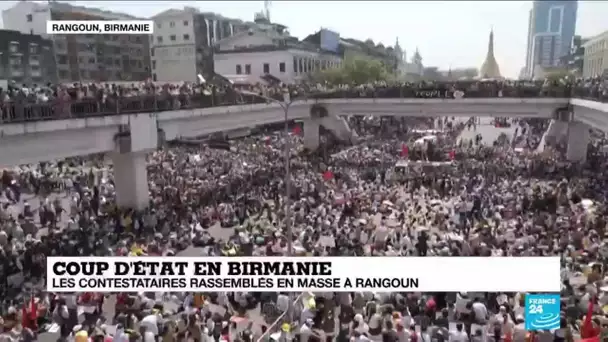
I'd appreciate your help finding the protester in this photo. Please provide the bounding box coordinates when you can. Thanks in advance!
[0,77,607,342]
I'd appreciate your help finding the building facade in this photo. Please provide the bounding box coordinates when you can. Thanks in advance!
[0,30,56,85]
[150,8,284,82]
[150,7,249,82]
[524,0,578,78]
[213,29,342,84]
[559,35,587,76]
[2,1,150,83]
[582,30,608,78]
[304,31,423,80]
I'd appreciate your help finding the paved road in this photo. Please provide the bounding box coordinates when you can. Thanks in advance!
[457,117,519,146]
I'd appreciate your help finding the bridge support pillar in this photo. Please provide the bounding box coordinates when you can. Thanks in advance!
[303,118,320,150]
[545,119,569,145]
[566,121,590,163]
[111,151,149,210]
[111,114,157,210]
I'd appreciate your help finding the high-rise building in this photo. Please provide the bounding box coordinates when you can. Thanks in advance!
[524,0,578,78]
[2,1,151,83]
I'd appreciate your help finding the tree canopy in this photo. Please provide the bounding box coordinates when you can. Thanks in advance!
[544,68,575,81]
[313,56,392,84]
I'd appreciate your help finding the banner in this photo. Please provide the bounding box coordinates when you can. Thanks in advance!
[47,256,560,293]
[414,90,465,99]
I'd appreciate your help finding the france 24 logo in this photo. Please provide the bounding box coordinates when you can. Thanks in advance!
[525,294,561,331]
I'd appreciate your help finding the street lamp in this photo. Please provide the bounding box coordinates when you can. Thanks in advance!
[235,88,297,328]
[235,89,295,257]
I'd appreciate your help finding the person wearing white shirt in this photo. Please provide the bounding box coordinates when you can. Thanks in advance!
[352,331,371,342]
[299,319,313,342]
[449,323,468,342]
[472,301,488,323]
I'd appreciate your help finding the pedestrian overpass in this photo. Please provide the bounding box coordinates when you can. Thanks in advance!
[0,95,604,209]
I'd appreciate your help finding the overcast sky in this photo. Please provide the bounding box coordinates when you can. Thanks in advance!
[1,1,607,78]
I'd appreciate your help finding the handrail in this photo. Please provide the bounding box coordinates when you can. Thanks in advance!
[0,83,605,124]
[256,292,304,342]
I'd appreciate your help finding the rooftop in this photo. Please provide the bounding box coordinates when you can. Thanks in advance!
[50,1,143,20]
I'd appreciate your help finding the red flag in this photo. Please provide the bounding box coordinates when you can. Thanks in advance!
[21,302,28,329]
[29,297,38,329]
[504,331,512,342]
[400,144,409,157]
[581,338,600,342]
[582,298,600,338]
[292,125,301,135]
[449,150,455,160]
[323,170,334,181]
[265,136,271,146]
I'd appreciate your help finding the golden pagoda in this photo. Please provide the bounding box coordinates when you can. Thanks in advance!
[480,29,501,79]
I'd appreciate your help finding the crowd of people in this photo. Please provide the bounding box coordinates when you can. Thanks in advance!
[0,76,606,123]
[0,76,607,342]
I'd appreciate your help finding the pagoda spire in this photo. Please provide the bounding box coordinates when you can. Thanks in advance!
[480,28,501,78]
[488,28,495,56]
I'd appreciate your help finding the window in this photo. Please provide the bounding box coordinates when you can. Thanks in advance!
[29,43,37,54]
[236,64,242,74]
[245,64,251,74]
[293,57,297,73]
[26,14,32,22]
[548,7,562,33]
[57,54,67,64]
[9,42,19,53]
[263,63,269,74]
[169,21,175,28]
[156,22,161,29]
[157,36,163,43]
[183,20,189,26]
[170,35,176,41]
[9,56,21,66]
[152,60,156,69]
[88,57,95,64]
[30,29,33,35]
[183,34,190,41]
[279,62,285,73]
[150,48,155,57]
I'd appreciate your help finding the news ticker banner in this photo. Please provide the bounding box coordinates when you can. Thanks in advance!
[47,256,560,293]
[47,21,153,35]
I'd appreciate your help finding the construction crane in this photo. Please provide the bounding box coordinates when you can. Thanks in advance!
[264,0,271,21]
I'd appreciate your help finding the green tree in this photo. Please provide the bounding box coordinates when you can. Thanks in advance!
[313,56,391,84]
[544,68,574,81]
